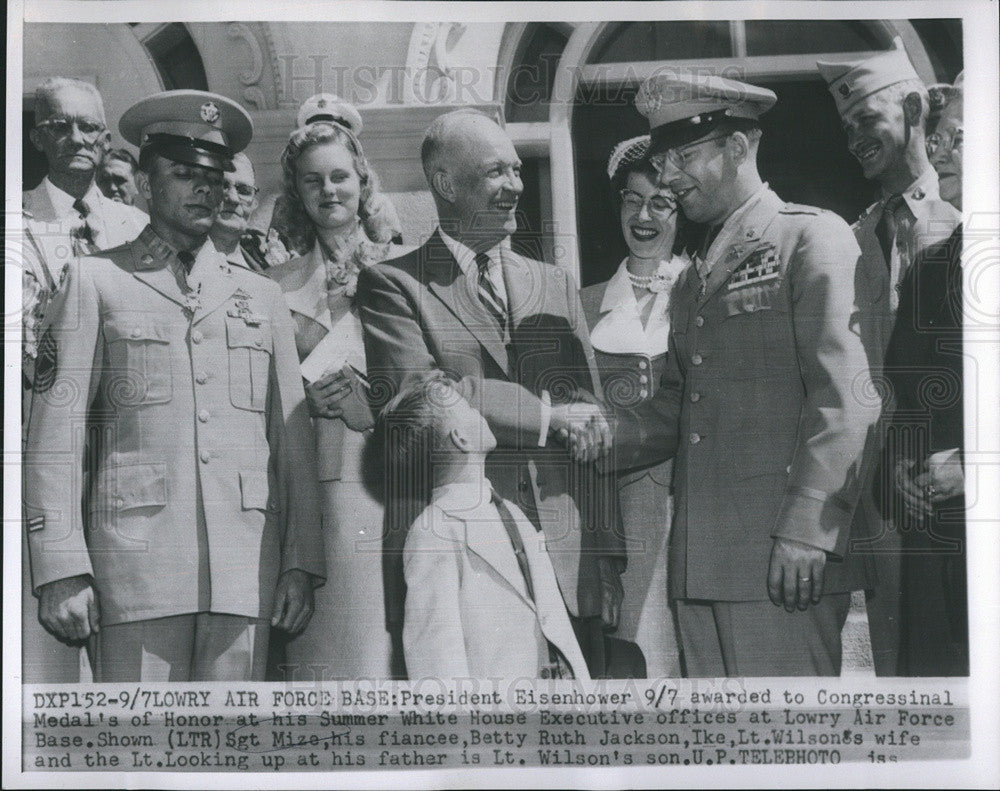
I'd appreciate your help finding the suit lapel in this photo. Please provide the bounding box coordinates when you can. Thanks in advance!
[502,247,546,331]
[280,244,334,333]
[453,501,537,611]
[700,190,783,305]
[423,231,510,376]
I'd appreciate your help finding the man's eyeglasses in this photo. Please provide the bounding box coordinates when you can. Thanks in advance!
[652,134,730,171]
[35,117,106,143]
[226,182,259,200]
[619,189,676,215]
[926,128,963,156]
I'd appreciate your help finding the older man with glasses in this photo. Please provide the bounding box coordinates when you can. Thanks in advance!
[23,78,148,392]
[613,70,880,677]
[209,151,288,272]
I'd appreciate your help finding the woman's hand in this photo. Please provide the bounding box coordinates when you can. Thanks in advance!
[304,369,352,419]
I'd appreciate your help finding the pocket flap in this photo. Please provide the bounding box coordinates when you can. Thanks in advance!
[100,463,167,511]
[239,469,274,512]
[104,316,171,344]
[226,315,273,353]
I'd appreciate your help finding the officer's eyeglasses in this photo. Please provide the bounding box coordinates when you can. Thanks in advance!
[619,189,676,215]
[926,128,963,156]
[35,117,106,143]
[651,134,730,171]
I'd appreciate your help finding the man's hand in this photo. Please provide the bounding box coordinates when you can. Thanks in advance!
[915,448,964,503]
[767,538,826,612]
[551,402,612,462]
[270,569,317,635]
[304,370,352,420]
[38,575,99,643]
[597,557,624,630]
[893,458,933,520]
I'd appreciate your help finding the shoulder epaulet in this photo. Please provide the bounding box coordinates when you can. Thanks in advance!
[779,202,822,216]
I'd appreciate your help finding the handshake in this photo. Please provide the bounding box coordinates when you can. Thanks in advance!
[550,401,613,463]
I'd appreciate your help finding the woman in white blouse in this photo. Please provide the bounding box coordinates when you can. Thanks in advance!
[580,135,690,678]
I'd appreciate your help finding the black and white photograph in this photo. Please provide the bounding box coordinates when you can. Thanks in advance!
[4,0,999,787]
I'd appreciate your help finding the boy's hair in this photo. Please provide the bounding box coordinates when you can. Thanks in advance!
[376,371,462,501]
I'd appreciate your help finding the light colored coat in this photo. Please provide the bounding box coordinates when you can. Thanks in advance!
[403,481,591,680]
[23,227,324,625]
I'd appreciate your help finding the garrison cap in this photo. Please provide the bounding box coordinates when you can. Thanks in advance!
[120,90,253,173]
[636,70,776,155]
[816,41,922,115]
[296,93,363,134]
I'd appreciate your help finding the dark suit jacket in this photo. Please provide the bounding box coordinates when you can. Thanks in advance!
[357,230,621,624]
[882,225,964,532]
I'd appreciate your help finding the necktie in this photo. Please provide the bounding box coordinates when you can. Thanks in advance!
[875,194,905,269]
[177,250,196,274]
[695,225,721,289]
[491,490,534,601]
[491,490,571,679]
[71,198,95,255]
[475,252,507,335]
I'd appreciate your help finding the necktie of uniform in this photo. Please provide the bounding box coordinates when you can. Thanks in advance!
[70,198,95,255]
[177,250,196,274]
[875,194,906,269]
[475,251,507,334]
[694,225,721,289]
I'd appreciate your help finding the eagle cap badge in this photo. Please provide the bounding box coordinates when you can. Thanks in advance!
[200,101,220,124]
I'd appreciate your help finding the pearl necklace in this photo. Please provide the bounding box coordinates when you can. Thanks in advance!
[627,269,672,293]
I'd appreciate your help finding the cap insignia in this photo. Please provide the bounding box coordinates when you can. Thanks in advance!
[200,101,220,124]
[838,83,852,98]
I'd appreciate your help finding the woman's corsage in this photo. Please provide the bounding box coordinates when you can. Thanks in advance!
[323,229,391,304]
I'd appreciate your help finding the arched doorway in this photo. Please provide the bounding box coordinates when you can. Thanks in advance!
[501,18,961,285]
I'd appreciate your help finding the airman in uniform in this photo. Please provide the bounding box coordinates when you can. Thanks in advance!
[614,71,880,676]
[817,43,961,675]
[23,90,324,682]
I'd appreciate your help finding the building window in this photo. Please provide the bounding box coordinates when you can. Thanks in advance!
[588,20,732,63]
[141,23,209,91]
[505,23,569,123]
[743,20,882,56]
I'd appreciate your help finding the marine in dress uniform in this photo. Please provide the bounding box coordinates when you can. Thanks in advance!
[817,45,961,675]
[23,90,324,682]
[614,72,881,676]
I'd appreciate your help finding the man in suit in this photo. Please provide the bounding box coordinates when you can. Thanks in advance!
[23,90,324,682]
[357,109,622,672]
[817,44,961,675]
[96,148,142,207]
[210,152,287,272]
[615,71,880,676]
[21,77,148,684]
[23,78,148,390]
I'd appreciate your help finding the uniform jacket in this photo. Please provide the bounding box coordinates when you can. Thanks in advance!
[616,188,881,601]
[851,167,960,364]
[23,227,324,625]
[403,480,591,680]
[357,230,620,622]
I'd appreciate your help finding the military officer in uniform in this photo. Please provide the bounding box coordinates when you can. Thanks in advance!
[817,43,961,675]
[23,90,325,682]
[614,72,880,676]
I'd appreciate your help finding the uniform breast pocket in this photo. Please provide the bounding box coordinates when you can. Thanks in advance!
[103,316,173,405]
[720,282,794,371]
[226,316,272,411]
